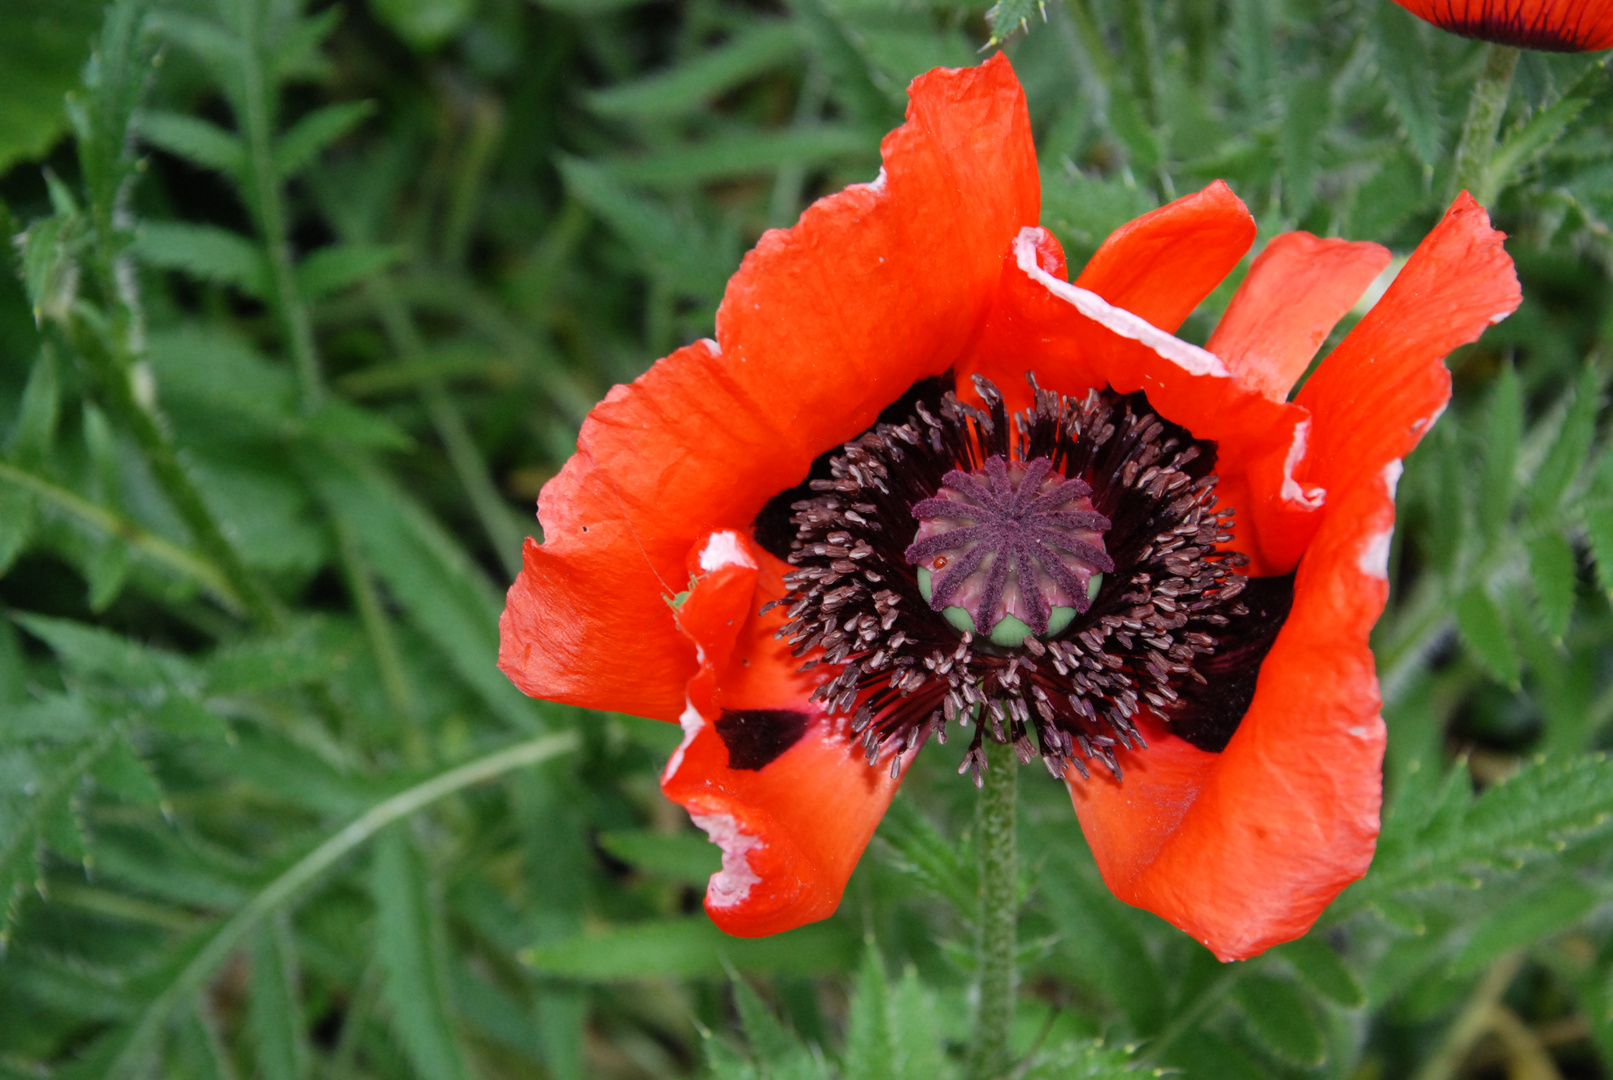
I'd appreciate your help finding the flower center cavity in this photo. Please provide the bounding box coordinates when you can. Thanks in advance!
[757,374,1287,785]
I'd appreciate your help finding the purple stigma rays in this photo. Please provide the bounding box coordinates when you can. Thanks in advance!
[905,456,1113,638]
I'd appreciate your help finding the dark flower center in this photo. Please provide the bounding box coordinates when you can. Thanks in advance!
[754,374,1293,784]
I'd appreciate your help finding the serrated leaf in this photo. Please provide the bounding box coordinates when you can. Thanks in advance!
[599,126,876,187]
[1530,363,1604,520]
[523,917,857,978]
[876,796,975,917]
[0,487,36,574]
[148,12,240,79]
[136,111,244,178]
[1481,59,1604,203]
[586,23,801,120]
[1345,754,1613,914]
[92,735,164,807]
[1481,363,1522,542]
[1372,3,1443,166]
[889,970,945,1080]
[1450,874,1598,976]
[596,829,720,886]
[372,827,473,1080]
[1454,584,1519,686]
[132,222,271,298]
[1586,503,1613,596]
[844,948,893,1080]
[11,613,192,690]
[731,976,805,1067]
[274,100,373,178]
[1232,974,1325,1066]
[1278,937,1365,1008]
[9,347,61,466]
[985,0,1041,45]
[147,697,230,740]
[1527,530,1578,641]
[1229,0,1275,118]
[249,921,310,1080]
[1280,73,1329,218]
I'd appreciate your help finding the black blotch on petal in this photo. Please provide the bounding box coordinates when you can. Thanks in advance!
[751,371,957,562]
[715,708,812,770]
[1165,571,1297,753]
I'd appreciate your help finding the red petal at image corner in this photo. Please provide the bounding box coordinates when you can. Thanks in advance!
[659,530,905,937]
[1069,193,1521,961]
[498,54,1039,723]
[1390,0,1613,51]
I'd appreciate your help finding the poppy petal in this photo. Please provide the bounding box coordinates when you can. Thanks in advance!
[661,531,905,936]
[1390,0,1613,51]
[1069,464,1397,961]
[1206,232,1391,401]
[1296,193,1521,500]
[968,225,1323,576]
[1072,180,1257,333]
[499,56,1039,721]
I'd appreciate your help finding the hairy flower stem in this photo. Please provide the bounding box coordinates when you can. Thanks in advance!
[969,736,1019,1080]
[1452,44,1520,205]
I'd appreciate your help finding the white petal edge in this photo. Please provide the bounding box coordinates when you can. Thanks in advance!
[662,698,705,782]
[691,812,764,908]
[1358,460,1404,581]
[1280,418,1326,509]
[699,529,757,573]
[1012,227,1231,379]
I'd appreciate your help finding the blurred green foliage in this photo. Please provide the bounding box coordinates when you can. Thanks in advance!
[5,0,1613,1076]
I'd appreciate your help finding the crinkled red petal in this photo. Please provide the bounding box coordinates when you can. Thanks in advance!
[967,222,1322,576]
[1206,232,1390,401]
[1067,194,1520,961]
[1296,193,1521,500]
[1069,468,1392,961]
[1390,0,1613,50]
[1072,180,1256,333]
[498,55,1039,721]
[661,531,904,936]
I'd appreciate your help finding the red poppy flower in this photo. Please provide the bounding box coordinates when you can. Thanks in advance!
[1389,0,1613,51]
[499,55,1520,960]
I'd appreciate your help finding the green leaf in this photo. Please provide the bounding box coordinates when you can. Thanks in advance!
[985,0,1042,45]
[0,486,36,575]
[9,347,62,467]
[11,613,192,690]
[876,796,975,917]
[1530,362,1604,520]
[372,827,474,1080]
[1372,2,1444,166]
[92,734,164,807]
[730,976,806,1067]
[1232,974,1325,1067]
[1482,59,1605,202]
[523,917,858,979]
[1454,584,1519,687]
[586,23,802,120]
[1481,362,1522,541]
[136,111,245,178]
[1346,753,1613,913]
[1527,531,1578,641]
[1450,874,1598,976]
[132,222,271,298]
[1229,0,1275,118]
[274,100,374,178]
[1586,503,1613,596]
[367,0,475,50]
[596,829,720,887]
[295,243,399,301]
[889,969,946,1080]
[147,697,231,741]
[1277,937,1365,1008]
[0,0,102,172]
[248,921,310,1080]
[843,948,894,1080]
[1279,72,1330,218]
[599,126,878,187]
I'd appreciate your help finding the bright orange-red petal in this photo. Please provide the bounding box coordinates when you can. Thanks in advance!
[1071,180,1256,333]
[661,531,904,936]
[498,56,1039,721]
[1390,0,1613,50]
[1296,193,1521,501]
[967,224,1322,576]
[1206,233,1390,401]
[1070,465,1394,961]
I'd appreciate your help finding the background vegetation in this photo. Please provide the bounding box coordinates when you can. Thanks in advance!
[4,0,1613,1076]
